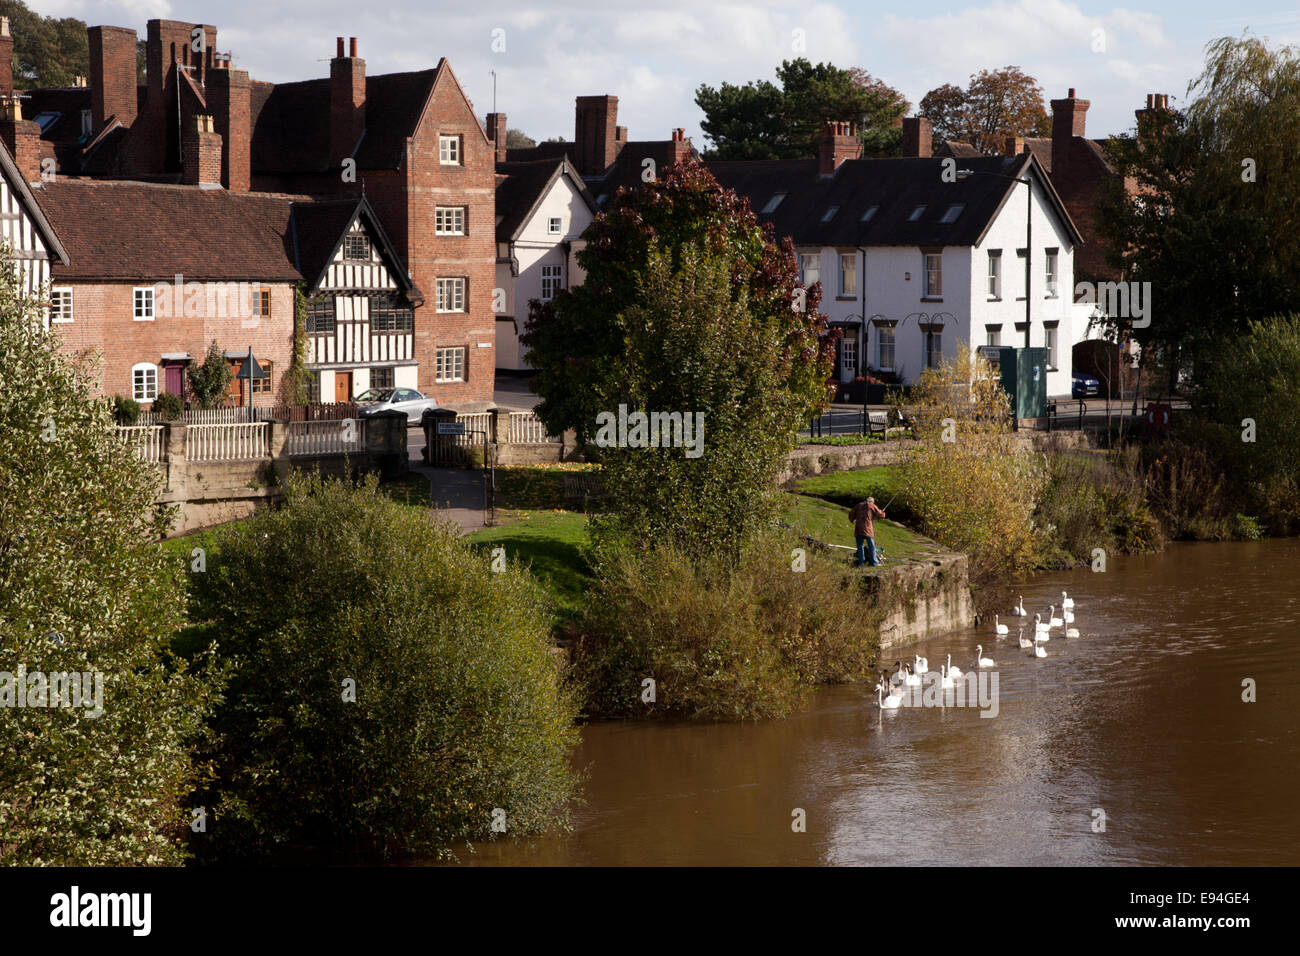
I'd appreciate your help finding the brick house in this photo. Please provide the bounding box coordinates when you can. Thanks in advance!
[20,19,496,404]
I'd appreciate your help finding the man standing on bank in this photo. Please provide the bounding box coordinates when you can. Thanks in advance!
[849,496,887,567]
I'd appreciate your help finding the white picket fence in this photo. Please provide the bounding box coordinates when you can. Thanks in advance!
[139,407,271,425]
[453,412,494,446]
[185,423,270,461]
[286,419,365,456]
[116,425,166,463]
[508,411,558,444]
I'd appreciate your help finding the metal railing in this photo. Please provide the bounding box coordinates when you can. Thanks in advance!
[185,423,270,461]
[1046,399,1087,431]
[116,425,166,463]
[285,419,365,456]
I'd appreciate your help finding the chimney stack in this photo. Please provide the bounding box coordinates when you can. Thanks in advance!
[901,116,932,159]
[487,112,507,164]
[88,25,140,131]
[1134,93,1171,149]
[330,36,366,169]
[1003,135,1024,157]
[819,120,862,175]
[208,65,251,191]
[1050,87,1090,177]
[0,18,13,95]
[574,95,620,176]
[182,113,223,185]
[0,94,44,182]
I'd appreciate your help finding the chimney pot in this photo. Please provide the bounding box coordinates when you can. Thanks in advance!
[336,37,345,58]
[1068,87,1076,98]
[1,17,9,38]
[350,37,358,57]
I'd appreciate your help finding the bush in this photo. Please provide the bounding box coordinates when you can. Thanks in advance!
[188,343,233,409]
[1,259,213,865]
[112,393,140,425]
[152,390,184,421]
[188,473,579,862]
[1034,448,1164,563]
[570,530,878,721]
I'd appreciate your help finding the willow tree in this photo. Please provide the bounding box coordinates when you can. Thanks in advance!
[0,253,214,865]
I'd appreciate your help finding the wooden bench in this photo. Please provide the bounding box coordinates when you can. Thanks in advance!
[867,410,889,438]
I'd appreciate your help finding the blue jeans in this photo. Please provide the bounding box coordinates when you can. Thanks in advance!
[856,536,878,566]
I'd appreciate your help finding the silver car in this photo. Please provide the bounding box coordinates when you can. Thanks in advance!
[355,387,439,424]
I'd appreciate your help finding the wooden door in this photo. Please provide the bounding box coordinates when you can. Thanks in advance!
[164,363,184,397]
[335,370,353,404]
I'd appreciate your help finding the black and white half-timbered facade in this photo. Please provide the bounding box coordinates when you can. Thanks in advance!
[0,141,68,308]
[293,197,423,404]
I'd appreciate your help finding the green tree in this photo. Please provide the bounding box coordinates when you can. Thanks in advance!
[0,1,89,88]
[0,250,214,865]
[696,58,908,159]
[1096,36,1300,382]
[188,474,580,861]
[505,128,536,149]
[523,161,833,556]
[188,341,233,409]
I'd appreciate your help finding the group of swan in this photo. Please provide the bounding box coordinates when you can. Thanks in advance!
[1011,591,1082,656]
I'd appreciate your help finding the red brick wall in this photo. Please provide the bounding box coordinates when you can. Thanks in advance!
[53,280,295,407]
[208,67,250,192]
[88,25,139,131]
[182,119,222,185]
[399,70,496,403]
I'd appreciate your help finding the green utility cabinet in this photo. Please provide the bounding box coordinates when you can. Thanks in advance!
[997,347,1048,421]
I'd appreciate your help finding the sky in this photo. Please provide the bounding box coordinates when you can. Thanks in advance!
[26,0,1300,148]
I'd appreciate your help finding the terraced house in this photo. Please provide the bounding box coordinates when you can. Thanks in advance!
[17,16,491,404]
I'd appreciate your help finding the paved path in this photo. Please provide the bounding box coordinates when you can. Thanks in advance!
[405,460,492,535]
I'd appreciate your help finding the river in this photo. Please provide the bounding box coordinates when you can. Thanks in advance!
[451,539,1300,866]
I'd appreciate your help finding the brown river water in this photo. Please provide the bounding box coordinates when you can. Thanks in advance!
[449,539,1300,866]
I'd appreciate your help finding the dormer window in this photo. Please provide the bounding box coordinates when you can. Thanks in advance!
[908,205,927,222]
[761,192,787,213]
[939,203,965,223]
[859,205,879,222]
[821,205,839,222]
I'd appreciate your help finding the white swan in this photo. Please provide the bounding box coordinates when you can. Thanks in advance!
[994,614,1009,635]
[1065,626,1080,638]
[1062,608,1075,624]
[1034,613,1051,638]
[1061,591,1075,609]
[903,664,921,687]
[890,661,907,688]
[976,644,996,668]
[1031,641,1046,658]
[877,680,902,709]
[939,664,955,690]
[914,655,929,675]
[1013,596,1028,616]
[1018,629,1033,649]
[946,653,963,680]
[1048,604,1063,628]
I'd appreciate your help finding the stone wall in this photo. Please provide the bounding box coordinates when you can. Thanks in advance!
[864,551,975,648]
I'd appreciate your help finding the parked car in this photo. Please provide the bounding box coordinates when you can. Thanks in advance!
[1071,373,1101,400]
[355,387,439,424]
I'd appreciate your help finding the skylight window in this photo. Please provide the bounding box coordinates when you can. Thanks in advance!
[939,203,965,224]
[908,205,927,222]
[859,205,879,222]
[761,192,787,213]
[33,112,61,133]
[821,205,840,222]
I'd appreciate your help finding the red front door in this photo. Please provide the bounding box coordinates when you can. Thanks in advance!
[164,363,185,397]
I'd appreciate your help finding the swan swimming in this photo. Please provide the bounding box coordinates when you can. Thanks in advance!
[994,615,1009,635]
[976,644,996,668]
[1013,596,1028,616]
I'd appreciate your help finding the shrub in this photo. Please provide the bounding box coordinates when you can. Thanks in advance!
[112,393,141,425]
[571,530,878,721]
[188,343,233,409]
[188,473,580,862]
[152,390,184,421]
[1,258,213,866]
[1034,448,1163,562]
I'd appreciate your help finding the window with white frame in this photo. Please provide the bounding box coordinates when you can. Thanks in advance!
[924,329,942,368]
[436,346,466,382]
[540,264,563,302]
[987,251,1002,299]
[1045,249,1059,297]
[877,325,895,371]
[839,253,857,296]
[1044,323,1059,369]
[435,207,466,236]
[49,287,73,323]
[841,338,857,376]
[133,286,155,321]
[924,253,942,297]
[132,362,158,402]
[986,325,1001,347]
[436,278,466,313]
[548,217,562,235]
[344,234,371,260]
[800,253,820,287]
[439,134,461,165]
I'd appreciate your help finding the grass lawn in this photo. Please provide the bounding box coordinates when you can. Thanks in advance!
[779,491,941,566]
[465,510,593,623]
[793,466,903,508]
